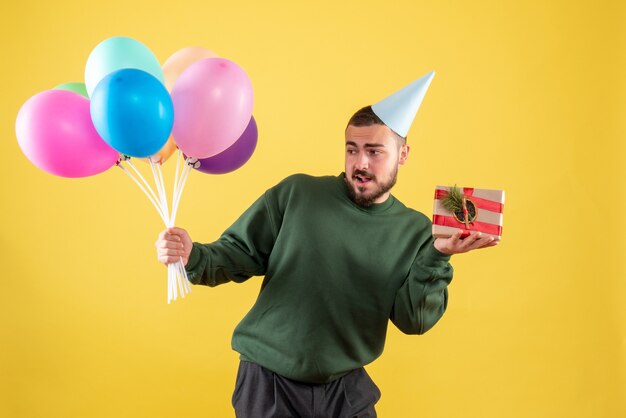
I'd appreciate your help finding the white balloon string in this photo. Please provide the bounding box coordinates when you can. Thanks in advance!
[171,260,178,302]
[177,158,191,205]
[167,264,172,304]
[119,153,192,304]
[149,160,171,227]
[148,160,164,217]
[171,270,176,304]
[176,272,183,299]
[176,258,191,297]
[118,163,167,224]
[126,159,162,211]
[170,265,177,303]
[173,159,186,214]
[180,259,190,296]
[172,265,177,303]
[172,161,192,222]
[179,258,191,293]
[172,150,182,214]
[156,163,171,226]
[152,162,184,302]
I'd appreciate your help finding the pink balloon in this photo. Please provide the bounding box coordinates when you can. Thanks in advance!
[171,58,254,159]
[16,90,119,178]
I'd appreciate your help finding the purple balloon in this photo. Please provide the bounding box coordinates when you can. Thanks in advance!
[192,117,257,174]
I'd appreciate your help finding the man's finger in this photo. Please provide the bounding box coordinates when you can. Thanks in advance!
[167,227,187,237]
[476,239,499,250]
[469,236,496,251]
[157,229,181,241]
[167,233,182,241]
[448,230,464,246]
[156,240,184,250]
[160,245,185,254]
[459,231,482,250]
[158,255,182,265]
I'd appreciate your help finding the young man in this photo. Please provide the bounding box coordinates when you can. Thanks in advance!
[155,104,496,417]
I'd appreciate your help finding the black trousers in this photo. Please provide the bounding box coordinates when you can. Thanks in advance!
[232,361,381,418]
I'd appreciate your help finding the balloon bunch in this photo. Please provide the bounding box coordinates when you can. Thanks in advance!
[16,37,258,303]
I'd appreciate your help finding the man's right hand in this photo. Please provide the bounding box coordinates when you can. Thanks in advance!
[155,227,193,266]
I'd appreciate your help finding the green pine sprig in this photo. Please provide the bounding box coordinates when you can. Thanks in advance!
[441,185,464,213]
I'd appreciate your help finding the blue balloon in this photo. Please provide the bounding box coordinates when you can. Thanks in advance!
[90,69,174,158]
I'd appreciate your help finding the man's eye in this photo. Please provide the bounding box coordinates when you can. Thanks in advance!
[347,149,357,154]
[369,150,382,155]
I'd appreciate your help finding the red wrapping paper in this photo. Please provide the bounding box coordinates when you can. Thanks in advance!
[432,186,505,241]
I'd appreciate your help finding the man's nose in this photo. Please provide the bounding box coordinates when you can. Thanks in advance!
[355,152,369,169]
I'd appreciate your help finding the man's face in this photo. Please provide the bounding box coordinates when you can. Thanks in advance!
[344,124,409,207]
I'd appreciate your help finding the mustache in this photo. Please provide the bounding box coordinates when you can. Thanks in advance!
[353,170,375,180]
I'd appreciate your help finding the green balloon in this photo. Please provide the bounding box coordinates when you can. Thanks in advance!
[53,82,89,98]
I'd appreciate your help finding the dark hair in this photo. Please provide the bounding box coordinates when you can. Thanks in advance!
[346,105,406,143]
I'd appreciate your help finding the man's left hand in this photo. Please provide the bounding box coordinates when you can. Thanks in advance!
[434,230,499,255]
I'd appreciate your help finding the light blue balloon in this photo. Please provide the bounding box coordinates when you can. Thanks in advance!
[90,69,173,158]
[85,36,165,97]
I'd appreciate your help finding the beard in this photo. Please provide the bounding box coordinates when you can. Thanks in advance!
[344,166,398,208]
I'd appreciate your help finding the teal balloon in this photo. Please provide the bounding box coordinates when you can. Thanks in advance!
[85,36,164,97]
[53,82,89,98]
[90,69,173,158]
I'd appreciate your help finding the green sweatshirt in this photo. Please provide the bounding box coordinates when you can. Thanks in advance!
[185,173,453,384]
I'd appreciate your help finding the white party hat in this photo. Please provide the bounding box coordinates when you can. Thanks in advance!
[371,71,435,138]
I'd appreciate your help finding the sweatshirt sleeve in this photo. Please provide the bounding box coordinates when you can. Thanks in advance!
[184,188,281,287]
[390,237,454,335]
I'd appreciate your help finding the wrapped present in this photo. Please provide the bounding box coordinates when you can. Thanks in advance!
[432,185,505,241]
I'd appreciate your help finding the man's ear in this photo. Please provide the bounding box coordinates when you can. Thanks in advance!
[399,144,410,165]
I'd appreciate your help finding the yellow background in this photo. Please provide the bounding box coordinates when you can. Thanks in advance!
[1,1,624,417]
